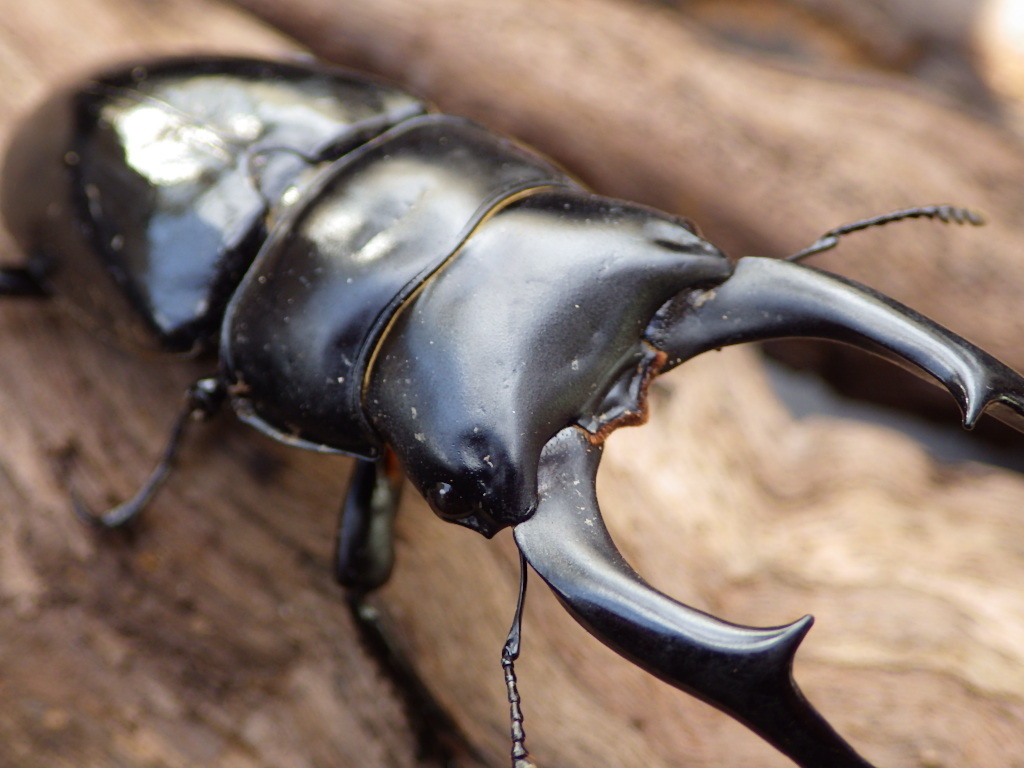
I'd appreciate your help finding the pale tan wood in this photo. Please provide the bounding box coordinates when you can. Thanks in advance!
[1,2,1023,768]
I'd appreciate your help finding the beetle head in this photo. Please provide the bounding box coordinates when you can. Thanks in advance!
[365,188,733,536]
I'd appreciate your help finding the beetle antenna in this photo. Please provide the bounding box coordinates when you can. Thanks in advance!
[503,551,538,768]
[74,377,224,527]
[786,205,984,262]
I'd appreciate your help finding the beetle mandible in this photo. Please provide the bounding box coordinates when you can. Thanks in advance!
[2,55,1023,768]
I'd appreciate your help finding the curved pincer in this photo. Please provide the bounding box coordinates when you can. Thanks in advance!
[514,427,877,768]
[648,256,1024,434]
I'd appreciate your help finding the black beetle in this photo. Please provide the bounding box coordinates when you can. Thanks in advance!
[2,55,1023,768]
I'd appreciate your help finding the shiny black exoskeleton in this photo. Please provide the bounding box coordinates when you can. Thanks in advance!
[3,55,1024,768]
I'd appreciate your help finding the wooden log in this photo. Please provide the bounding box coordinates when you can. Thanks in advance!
[0,1,1022,768]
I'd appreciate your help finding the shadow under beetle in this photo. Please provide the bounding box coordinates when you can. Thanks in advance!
[3,55,1024,768]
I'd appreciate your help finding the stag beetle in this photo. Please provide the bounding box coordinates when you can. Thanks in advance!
[3,55,1024,768]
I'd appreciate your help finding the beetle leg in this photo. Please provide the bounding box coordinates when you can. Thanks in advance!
[334,452,403,591]
[336,455,482,766]
[75,377,225,527]
[515,426,877,768]
[0,266,47,297]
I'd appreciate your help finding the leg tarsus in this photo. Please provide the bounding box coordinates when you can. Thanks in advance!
[76,377,225,528]
[336,458,480,765]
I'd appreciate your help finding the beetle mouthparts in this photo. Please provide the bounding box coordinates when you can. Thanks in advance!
[515,254,1024,766]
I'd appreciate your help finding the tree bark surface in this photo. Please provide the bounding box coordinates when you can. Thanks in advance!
[1,2,1023,768]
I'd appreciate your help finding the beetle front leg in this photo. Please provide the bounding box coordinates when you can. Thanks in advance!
[335,455,482,766]
[335,453,403,592]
